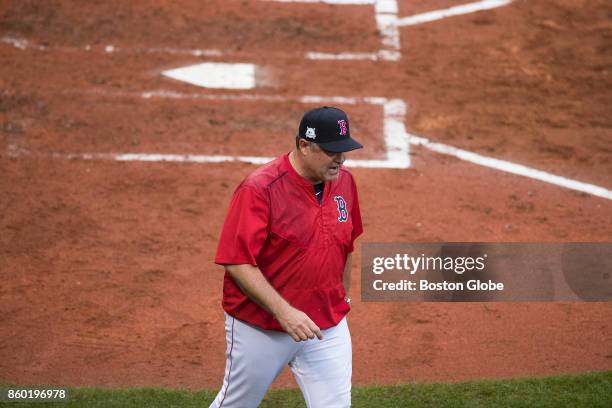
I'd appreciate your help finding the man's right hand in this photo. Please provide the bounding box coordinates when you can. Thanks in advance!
[275,304,323,342]
[225,264,323,341]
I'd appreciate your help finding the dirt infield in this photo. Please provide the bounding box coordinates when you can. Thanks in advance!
[1,0,611,390]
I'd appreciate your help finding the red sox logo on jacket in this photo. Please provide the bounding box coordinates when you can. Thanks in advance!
[334,196,348,222]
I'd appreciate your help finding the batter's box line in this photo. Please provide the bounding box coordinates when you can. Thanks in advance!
[259,0,399,62]
[1,1,514,62]
[7,89,612,201]
[8,89,411,169]
[407,136,612,201]
[261,0,514,61]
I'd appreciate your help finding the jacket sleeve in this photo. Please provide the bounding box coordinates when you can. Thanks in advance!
[215,185,270,266]
[348,177,363,253]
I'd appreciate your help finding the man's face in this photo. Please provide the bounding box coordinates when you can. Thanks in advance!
[302,141,346,183]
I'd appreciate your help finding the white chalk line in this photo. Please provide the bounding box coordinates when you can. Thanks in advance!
[262,0,374,4]
[397,0,513,27]
[91,89,607,199]
[1,0,513,62]
[8,133,612,200]
[8,87,612,200]
[1,34,397,62]
[306,52,378,61]
[7,149,409,169]
[68,88,392,107]
[409,136,612,201]
[0,37,223,57]
[220,0,401,62]
[2,0,403,62]
[11,89,410,169]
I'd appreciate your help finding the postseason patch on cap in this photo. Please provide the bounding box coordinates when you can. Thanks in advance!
[305,127,316,139]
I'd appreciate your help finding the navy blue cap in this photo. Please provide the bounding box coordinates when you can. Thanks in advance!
[297,106,363,153]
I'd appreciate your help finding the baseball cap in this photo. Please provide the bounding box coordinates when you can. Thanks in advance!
[297,106,363,153]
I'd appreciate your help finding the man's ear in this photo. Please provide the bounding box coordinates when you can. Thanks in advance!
[297,138,310,155]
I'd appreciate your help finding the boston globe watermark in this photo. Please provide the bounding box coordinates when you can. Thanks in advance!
[361,243,612,301]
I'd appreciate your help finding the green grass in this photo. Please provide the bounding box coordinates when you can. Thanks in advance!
[2,371,611,407]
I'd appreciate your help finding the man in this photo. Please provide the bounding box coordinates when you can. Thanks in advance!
[210,106,364,408]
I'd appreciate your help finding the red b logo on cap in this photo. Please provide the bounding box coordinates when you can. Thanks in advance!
[338,119,347,136]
